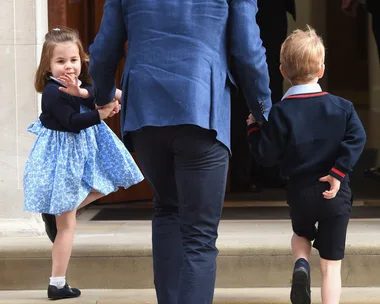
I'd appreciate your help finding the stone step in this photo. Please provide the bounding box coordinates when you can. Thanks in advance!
[1,220,380,290]
[1,288,380,303]
[100,197,380,209]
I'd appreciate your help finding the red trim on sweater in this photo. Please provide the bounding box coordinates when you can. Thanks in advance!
[285,92,328,99]
[331,167,345,178]
[247,127,260,135]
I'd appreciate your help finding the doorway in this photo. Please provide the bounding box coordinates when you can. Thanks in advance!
[48,0,379,207]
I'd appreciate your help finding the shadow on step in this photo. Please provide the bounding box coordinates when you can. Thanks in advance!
[91,205,380,221]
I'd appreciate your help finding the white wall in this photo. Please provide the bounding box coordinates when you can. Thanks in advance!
[0,0,47,234]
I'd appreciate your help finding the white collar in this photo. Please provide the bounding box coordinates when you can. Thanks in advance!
[281,83,322,100]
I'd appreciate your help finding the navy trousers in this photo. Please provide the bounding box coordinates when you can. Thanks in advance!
[131,125,229,304]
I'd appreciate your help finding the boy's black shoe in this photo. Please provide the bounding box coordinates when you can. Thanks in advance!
[290,266,311,304]
[41,213,57,243]
[48,284,81,300]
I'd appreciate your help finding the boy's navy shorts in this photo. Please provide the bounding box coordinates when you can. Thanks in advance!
[287,181,353,261]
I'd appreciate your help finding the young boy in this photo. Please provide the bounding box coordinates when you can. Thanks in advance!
[246,26,366,304]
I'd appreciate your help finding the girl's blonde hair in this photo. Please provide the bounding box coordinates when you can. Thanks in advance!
[280,25,325,84]
[35,27,91,93]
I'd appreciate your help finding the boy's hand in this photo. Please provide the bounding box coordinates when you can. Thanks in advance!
[319,175,341,199]
[58,74,89,98]
[246,114,257,126]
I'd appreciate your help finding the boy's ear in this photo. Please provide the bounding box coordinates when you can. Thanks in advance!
[318,64,325,79]
[279,64,287,79]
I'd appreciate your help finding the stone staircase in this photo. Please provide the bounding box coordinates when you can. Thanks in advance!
[1,288,380,303]
[1,216,380,303]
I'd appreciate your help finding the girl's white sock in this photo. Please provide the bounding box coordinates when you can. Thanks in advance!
[49,276,66,289]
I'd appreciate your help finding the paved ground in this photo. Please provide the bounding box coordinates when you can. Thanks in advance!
[1,288,380,303]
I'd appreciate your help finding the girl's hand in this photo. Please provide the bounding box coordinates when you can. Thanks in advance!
[98,100,119,120]
[96,99,121,118]
[58,74,89,98]
[108,100,121,117]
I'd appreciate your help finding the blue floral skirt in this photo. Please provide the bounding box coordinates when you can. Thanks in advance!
[24,115,144,215]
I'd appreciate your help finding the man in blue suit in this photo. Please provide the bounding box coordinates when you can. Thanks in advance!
[89,1,271,303]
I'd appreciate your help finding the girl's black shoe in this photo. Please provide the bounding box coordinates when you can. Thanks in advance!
[41,213,57,243]
[48,283,81,300]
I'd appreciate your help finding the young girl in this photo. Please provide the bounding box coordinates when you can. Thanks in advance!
[23,28,144,300]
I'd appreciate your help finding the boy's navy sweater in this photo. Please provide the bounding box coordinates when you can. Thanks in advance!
[39,80,100,133]
[247,91,367,186]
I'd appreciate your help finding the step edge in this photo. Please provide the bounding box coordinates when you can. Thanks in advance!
[2,245,380,259]
[1,287,380,303]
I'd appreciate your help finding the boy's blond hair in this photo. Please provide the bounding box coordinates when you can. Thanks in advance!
[280,25,325,84]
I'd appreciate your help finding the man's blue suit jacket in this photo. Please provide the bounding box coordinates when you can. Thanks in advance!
[89,0,271,151]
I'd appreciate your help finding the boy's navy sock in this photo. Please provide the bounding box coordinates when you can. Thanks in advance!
[294,258,310,273]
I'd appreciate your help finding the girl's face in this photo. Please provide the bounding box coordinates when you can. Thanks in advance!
[50,42,81,79]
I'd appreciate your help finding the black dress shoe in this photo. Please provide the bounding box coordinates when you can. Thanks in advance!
[41,213,57,243]
[48,283,81,300]
[290,266,311,304]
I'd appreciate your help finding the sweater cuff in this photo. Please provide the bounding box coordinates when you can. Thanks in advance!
[89,109,101,125]
[247,123,261,135]
[329,167,347,182]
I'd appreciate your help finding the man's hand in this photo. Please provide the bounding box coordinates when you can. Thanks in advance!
[319,175,341,199]
[58,74,90,98]
[96,99,121,118]
[97,100,119,120]
[114,88,122,102]
[108,100,121,117]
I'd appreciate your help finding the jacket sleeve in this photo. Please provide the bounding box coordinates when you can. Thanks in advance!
[44,87,100,133]
[89,0,127,106]
[228,0,272,121]
[247,106,288,167]
[79,84,96,109]
[329,104,367,181]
